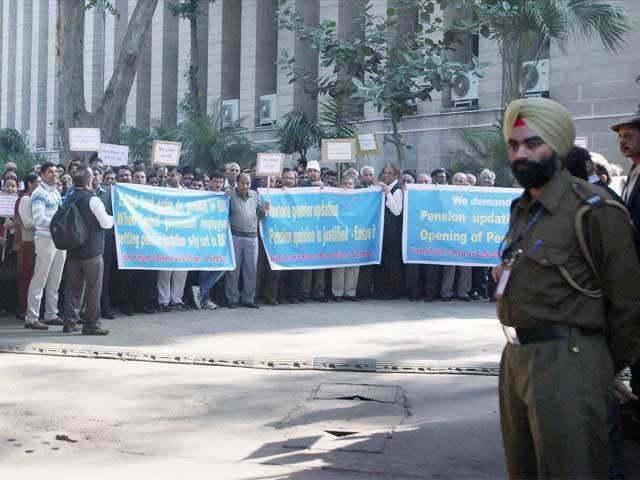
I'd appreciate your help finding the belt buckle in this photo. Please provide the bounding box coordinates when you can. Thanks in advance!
[502,325,521,345]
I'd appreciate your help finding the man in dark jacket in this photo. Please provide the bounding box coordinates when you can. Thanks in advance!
[611,115,640,400]
[62,165,114,335]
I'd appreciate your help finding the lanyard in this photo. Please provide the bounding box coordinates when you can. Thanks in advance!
[499,205,543,261]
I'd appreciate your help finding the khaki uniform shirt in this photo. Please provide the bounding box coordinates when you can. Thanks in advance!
[498,169,640,368]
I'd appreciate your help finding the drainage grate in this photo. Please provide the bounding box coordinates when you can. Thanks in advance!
[313,383,400,403]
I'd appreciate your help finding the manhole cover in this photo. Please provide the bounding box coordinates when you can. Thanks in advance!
[313,384,400,403]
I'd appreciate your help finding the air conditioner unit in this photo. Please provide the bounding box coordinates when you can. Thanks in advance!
[521,59,549,96]
[451,72,479,107]
[221,99,239,126]
[259,94,277,126]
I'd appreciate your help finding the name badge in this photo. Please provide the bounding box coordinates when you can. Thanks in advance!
[495,266,512,299]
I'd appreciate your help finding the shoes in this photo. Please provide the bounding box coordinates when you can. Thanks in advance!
[265,299,279,306]
[201,300,218,310]
[343,296,360,302]
[333,296,343,302]
[121,308,134,316]
[44,317,64,326]
[379,295,398,301]
[423,297,435,303]
[26,321,49,331]
[141,306,155,314]
[102,311,116,320]
[16,313,25,321]
[457,296,472,302]
[312,296,328,303]
[62,322,80,333]
[442,297,452,302]
[298,297,308,303]
[82,325,109,336]
[191,286,201,309]
[170,303,189,311]
[159,304,171,313]
[241,302,260,309]
[228,303,239,309]
[288,298,299,304]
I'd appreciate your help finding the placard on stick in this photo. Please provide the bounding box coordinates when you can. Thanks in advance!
[256,153,285,177]
[0,193,18,217]
[99,143,130,167]
[356,133,379,154]
[152,140,182,166]
[69,128,101,152]
[322,138,356,164]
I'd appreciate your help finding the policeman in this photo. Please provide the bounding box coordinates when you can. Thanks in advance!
[495,97,640,479]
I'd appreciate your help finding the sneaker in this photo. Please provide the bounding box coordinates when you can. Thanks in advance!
[62,322,80,333]
[82,326,109,336]
[201,300,218,310]
[102,311,116,320]
[193,291,202,310]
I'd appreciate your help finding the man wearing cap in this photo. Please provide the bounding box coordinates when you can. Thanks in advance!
[301,161,327,302]
[496,97,640,479]
[611,114,640,402]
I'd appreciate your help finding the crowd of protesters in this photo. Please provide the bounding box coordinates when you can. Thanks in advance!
[0,147,622,334]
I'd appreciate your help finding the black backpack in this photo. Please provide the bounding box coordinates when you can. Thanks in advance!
[50,194,89,251]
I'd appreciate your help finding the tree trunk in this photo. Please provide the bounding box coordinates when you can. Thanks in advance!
[391,111,404,169]
[58,0,159,164]
[189,15,206,117]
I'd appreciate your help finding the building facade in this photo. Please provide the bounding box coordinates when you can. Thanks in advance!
[0,0,638,172]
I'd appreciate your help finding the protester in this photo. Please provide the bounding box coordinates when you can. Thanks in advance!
[611,114,640,405]
[359,166,375,188]
[61,166,113,335]
[465,173,477,186]
[417,173,431,184]
[156,166,168,187]
[331,175,360,302]
[439,173,472,302]
[375,163,404,300]
[478,169,495,187]
[15,173,40,320]
[103,169,116,187]
[300,161,327,301]
[224,162,241,190]
[24,162,66,330]
[431,168,447,185]
[0,177,18,315]
[497,97,640,479]
[278,170,304,303]
[225,173,266,309]
[470,169,497,301]
[256,176,281,305]
[157,166,189,311]
[356,166,377,299]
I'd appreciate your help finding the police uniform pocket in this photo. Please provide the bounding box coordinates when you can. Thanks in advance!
[525,245,570,268]
[522,245,573,309]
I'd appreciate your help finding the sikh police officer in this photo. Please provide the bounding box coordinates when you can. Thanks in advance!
[495,97,640,479]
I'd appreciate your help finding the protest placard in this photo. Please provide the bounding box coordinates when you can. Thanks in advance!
[69,128,101,152]
[258,187,384,270]
[99,143,129,167]
[322,138,356,163]
[402,184,522,267]
[356,133,378,154]
[112,184,235,271]
[0,193,18,217]
[151,140,182,166]
[256,153,285,177]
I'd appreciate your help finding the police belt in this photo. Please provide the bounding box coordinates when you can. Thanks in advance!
[502,324,572,346]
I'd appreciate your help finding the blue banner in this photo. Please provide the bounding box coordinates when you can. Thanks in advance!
[259,187,384,270]
[112,184,235,271]
[402,185,522,267]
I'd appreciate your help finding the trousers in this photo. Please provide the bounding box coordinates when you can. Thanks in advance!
[25,236,66,324]
[440,265,471,299]
[157,270,188,305]
[499,332,612,479]
[17,240,35,316]
[63,255,103,328]
[332,266,359,298]
[225,235,258,304]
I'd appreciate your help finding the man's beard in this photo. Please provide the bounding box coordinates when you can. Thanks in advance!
[510,153,558,190]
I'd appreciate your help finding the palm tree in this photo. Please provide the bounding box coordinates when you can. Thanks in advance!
[444,125,513,187]
[277,110,322,166]
[476,0,631,103]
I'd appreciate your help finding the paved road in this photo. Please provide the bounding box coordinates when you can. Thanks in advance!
[1,299,637,478]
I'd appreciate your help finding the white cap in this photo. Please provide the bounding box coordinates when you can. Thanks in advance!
[306,160,321,172]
